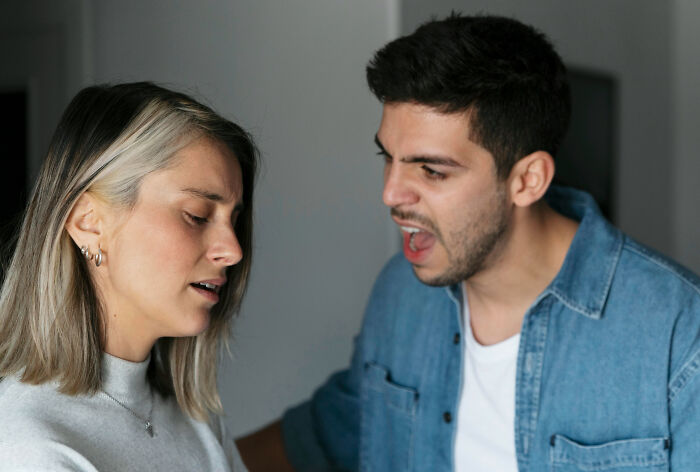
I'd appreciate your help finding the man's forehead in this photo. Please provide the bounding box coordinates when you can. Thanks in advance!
[377,104,478,147]
[375,102,495,171]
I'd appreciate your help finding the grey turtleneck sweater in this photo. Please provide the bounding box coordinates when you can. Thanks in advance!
[0,354,247,471]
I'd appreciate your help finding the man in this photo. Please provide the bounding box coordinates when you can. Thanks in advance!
[238,14,700,471]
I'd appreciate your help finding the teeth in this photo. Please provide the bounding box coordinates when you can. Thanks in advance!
[400,226,421,233]
[193,282,218,292]
[409,233,417,252]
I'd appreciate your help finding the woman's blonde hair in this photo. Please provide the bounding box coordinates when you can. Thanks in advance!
[0,82,257,420]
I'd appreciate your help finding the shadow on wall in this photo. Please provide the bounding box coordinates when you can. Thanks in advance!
[555,67,617,222]
[0,89,28,278]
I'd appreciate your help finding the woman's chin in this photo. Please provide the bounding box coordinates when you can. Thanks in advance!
[170,311,212,338]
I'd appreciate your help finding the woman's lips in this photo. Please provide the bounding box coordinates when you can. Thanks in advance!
[190,284,220,303]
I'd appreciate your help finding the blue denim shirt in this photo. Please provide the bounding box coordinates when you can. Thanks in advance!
[282,187,700,471]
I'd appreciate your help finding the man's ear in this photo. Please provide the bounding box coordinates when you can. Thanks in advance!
[507,151,555,208]
[65,192,103,248]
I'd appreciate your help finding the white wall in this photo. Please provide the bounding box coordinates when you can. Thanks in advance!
[91,0,395,435]
[402,0,674,256]
[672,0,700,272]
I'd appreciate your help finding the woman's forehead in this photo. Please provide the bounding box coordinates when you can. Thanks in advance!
[156,136,243,201]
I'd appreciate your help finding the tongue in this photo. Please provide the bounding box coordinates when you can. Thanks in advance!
[411,231,436,251]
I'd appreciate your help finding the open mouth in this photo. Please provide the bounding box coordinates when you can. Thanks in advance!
[189,280,223,303]
[401,226,436,253]
[190,281,220,294]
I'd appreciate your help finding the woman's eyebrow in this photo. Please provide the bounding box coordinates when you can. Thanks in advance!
[181,187,224,202]
[181,187,244,211]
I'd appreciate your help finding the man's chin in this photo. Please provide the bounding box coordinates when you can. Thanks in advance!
[411,265,463,287]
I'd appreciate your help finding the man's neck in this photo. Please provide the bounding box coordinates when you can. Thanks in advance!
[464,201,579,345]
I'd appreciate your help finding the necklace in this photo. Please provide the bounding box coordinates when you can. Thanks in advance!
[102,389,155,438]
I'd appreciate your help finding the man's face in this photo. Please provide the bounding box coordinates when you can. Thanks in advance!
[377,102,511,286]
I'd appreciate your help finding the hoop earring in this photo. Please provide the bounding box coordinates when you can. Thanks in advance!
[80,245,92,260]
[94,247,103,267]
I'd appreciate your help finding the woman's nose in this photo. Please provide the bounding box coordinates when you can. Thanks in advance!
[209,224,243,266]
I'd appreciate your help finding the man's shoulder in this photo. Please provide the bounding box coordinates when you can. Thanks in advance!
[615,238,700,394]
[609,236,700,335]
[618,236,700,300]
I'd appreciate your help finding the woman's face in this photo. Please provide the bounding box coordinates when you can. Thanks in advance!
[97,136,243,358]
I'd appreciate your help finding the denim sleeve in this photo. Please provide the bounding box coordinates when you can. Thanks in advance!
[668,294,700,470]
[669,347,700,470]
[281,340,364,471]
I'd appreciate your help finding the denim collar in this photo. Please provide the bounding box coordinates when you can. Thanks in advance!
[445,186,623,320]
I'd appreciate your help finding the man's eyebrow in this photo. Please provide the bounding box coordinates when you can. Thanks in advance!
[374,135,390,156]
[374,134,460,167]
[181,187,244,211]
[403,156,461,167]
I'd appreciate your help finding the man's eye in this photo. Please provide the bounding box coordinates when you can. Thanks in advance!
[185,212,208,225]
[422,165,445,180]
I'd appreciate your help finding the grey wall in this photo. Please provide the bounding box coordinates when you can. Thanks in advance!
[672,0,700,272]
[402,0,674,257]
[91,0,396,435]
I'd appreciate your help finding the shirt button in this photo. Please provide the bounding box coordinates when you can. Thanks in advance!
[443,411,452,423]
[453,333,460,344]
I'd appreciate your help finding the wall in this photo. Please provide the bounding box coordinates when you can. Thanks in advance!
[402,0,674,257]
[91,0,395,435]
[672,0,700,272]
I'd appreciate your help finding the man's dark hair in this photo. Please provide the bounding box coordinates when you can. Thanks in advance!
[366,13,571,179]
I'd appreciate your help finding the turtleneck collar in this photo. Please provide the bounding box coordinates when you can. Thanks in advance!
[101,352,151,403]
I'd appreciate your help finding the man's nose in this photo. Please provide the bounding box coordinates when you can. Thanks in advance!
[382,164,418,208]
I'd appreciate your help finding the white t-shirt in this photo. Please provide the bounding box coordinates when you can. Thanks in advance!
[454,287,520,472]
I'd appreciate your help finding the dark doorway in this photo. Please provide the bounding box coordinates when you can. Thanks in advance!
[0,89,29,266]
[555,68,617,222]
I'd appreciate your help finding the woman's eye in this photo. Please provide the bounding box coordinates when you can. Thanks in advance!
[422,165,445,180]
[185,212,208,225]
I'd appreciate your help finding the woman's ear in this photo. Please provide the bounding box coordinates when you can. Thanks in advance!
[65,193,103,249]
[507,151,555,208]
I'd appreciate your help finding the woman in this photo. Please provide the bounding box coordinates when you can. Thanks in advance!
[0,82,256,471]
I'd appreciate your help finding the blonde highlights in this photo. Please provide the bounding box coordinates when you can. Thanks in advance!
[0,83,257,420]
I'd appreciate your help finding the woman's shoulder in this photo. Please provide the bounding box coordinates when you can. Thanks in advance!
[0,376,93,441]
[0,376,61,432]
[0,376,55,424]
[0,377,99,471]
[0,440,99,471]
